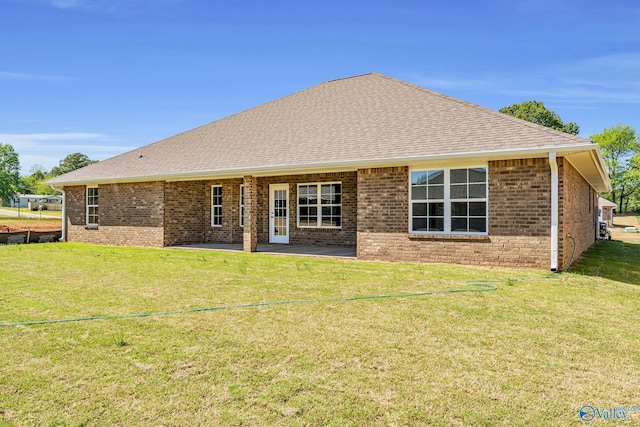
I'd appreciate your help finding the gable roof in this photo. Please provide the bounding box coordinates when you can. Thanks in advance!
[47,73,609,191]
[598,197,617,208]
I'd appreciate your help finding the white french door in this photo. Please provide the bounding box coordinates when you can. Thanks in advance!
[269,184,289,244]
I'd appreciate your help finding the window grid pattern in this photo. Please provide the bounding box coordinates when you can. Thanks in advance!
[410,168,487,234]
[298,183,342,228]
[211,185,222,227]
[87,187,99,225]
[450,168,487,233]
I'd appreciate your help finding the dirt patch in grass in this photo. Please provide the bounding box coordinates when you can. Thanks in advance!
[609,214,640,243]
[0,217,62,232]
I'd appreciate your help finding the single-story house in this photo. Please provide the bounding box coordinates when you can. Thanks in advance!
[47,73,610,270]
[598,197,616,226]
[10,194,63,210]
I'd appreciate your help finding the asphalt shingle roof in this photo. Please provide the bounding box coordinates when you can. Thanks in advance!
[48,73,594,185]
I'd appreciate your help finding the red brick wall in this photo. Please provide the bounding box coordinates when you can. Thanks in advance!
[559,158,597,269]
[489,158,550,237]
[356,161,553,269]
[357,167,408,233]
[65,182,164,247]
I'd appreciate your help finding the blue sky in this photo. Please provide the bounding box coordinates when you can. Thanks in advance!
[1,0,639,174]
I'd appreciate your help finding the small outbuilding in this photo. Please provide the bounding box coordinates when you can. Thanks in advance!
[598,197,617,226]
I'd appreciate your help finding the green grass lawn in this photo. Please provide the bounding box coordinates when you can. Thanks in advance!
[0,207,62,217]
[1,242,638,426]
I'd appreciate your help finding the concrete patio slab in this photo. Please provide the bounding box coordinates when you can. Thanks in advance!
[171,243,356,258]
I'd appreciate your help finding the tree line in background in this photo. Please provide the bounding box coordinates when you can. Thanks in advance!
[0,146,97,204]
[1,101,639,211]
[500,101,639,213]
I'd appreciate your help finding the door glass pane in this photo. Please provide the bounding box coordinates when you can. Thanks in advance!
[272,188,288,236]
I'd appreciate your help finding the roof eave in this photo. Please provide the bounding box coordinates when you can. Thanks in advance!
[46,143,607,187]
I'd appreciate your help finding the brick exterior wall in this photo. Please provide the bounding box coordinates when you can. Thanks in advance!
[65,182,164,247]
[163,179,245,246]
[356,161,553,269]
[489,158,551,237]
[62,157,598,270]
[558,158,597,269]
[256,172,357,247]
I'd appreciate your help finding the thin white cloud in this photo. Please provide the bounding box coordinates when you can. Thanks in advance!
[44,0,187,13]
[0,71,71,81]
[405,75,493,91]
[0,132,107,144]
[585,52,640,70]
[0,132,131,174]
[49,0,84,9]
[407,51,640,106]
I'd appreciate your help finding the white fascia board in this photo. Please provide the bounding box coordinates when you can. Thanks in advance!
[46,143,600,186]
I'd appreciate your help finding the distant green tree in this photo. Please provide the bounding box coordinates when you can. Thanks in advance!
[50,152,98,176]
[627,153,640,211]
[499,101,579,135]
[591,124,640,212]
[21,165,60,196]
[0,143,21,204]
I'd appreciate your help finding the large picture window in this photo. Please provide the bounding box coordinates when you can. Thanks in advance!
[86,186,99,226]
[410,167,487,234]
[298,182,342,228]
[211,185,222,227]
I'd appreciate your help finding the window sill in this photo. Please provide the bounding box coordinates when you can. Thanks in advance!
[297,226,343,230]
[85,225,99,230]
[408,233,489,242]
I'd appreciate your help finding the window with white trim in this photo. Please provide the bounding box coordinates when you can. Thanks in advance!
[298,182,342,228]
[86,186,99,226]
[211,185,222,227]
[239,184,244,227]
[410,167,487,234]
